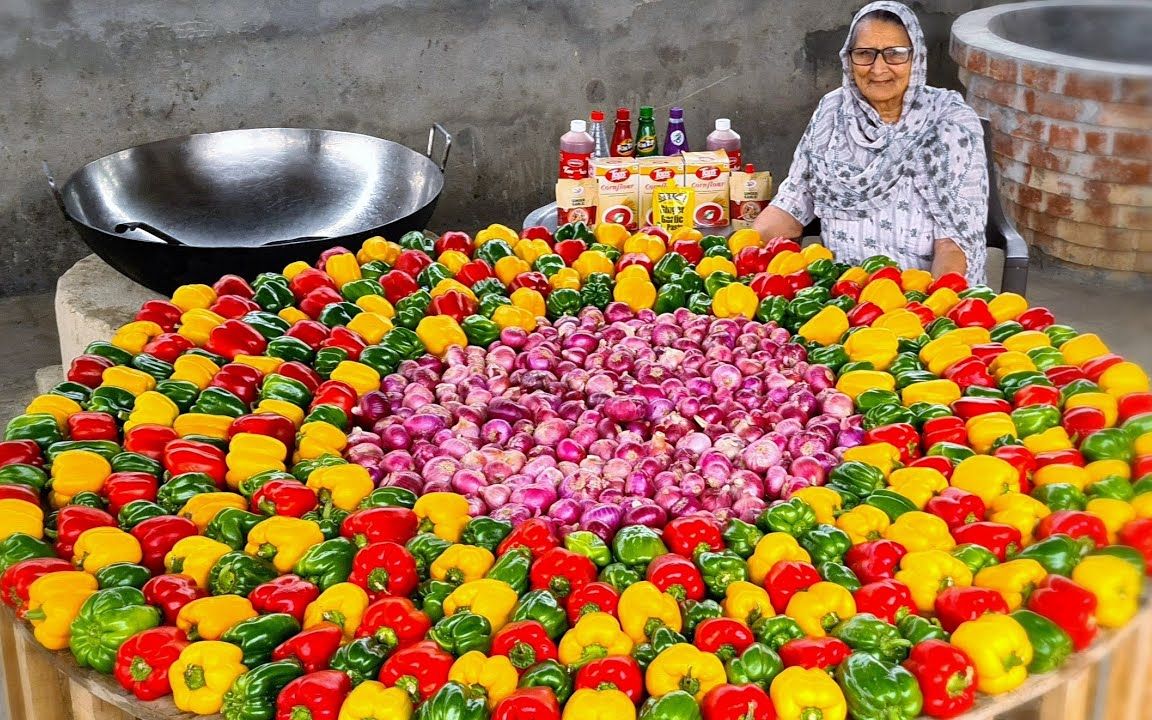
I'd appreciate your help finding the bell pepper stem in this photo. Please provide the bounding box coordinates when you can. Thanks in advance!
[643,618,665,638]
[509,642,537,669]
[23,609,45,622]
[800,709,824,720]
[373,627,399,650]
[368,568,391,593]
[129,656,153,683]
[678,671,701,697]
[290,706,313,720]
[183,664,206,691]
[946,670,971,697]
[321,610,346,628]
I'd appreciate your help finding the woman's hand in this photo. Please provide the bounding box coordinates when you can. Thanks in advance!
[753,206,804,242]
[931,238,968,278]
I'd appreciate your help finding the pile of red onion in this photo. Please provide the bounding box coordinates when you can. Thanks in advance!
[345,303,863,541]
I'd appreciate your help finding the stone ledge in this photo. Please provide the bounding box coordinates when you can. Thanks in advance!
[35,366,63,395]
[1000,179,1152,230]
[992,153,1151,206]
[56,255,161,367]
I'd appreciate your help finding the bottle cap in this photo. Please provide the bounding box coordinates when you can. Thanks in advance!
[616,107,631,120]
[745,163,756,173]
[715,118,731,131]
[669,107,684,119]
[590,111,605,122]
[570,120,587,133]
[639,106,654,119]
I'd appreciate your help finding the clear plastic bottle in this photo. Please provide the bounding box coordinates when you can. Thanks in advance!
[559,120,595,180]
[663,107,689,156]
[706,118,742,170]
[589,111,611,159]
[636,106,658,157]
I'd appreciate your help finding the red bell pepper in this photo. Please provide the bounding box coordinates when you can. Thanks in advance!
[844,540,907,585]
[1082,354,1124,382]
[135,299,184,332]
[0,440,43,468]
[1012,385,1061,409]
[493,688,560,720]
[123,424,179,461]
[934,586,1009,632]
[750,273,793,300]
[253,479,318,518]
[1017,306,1054,331]
[927,270,969,293]
[531,547,598,599]
[356,597,432,650]
[114,626,189,701]
[229,414,296,453]
[1045,365,1087,388]
[1134,454,1152,479]
[735,246,772,277]
[272,622,344,673]
[250,574,321,623]
[429,290,478,323]
[947,298,996,329]
[320,327,367,360]
[55,505,117,560]
[509,272,552,298]
[921,418,966,452]
[669,240,703,266]
[491,620,559,671]
[616,253,653,275]
[765,238,801,257]
[66,412,119,442]
[778,637,851,670]
[67,353,116,388]
[278,361,323,394]
[209,294,260,320]
[103,472,159,515]
[1063,406,1107,443]
[1026,575,1098,651]
[213,274,255,298]
[0,485,41,506]
[869,266,903,287]
[341,507,419,548]
[783,269,813,295]
[992,444,1037,495]
[455,260,494,288]
[566,581,620,624]
[377,640,454,703]
[847,302,884,327]
[290,269,339,300]
[853,579,916,625]
[864,422,920,463]
[764,561,821,612]
[205,319,267,360]
[701,683,776,720]
[574,656,645,703]
[951,396,1012,420]
[902,639,976,718]
[276,670,350,720]
[348,541,419,600]
[694,618,756,662]
[497,518,558,558]
[942,356,996,389]
[646,553,709,603]
[142,574,207,625]
[831,280,862,301]
[1,557,73,615]
[393,250,433,279]
[925,488,986,530]
[909,455,954,478]
[967,343,1007,364]
[1034,449,1085,468]
[300,285,344,318]
[131,515,200,574]
[312,380,358,413]
[286,320,331,350]
[1118,395,1152,422]
[950,521,1022,562]
[520,226,552,244]
[210,363,264,404]
[663,516,724,557]
[903,302,936,328]
[1034,510,1108,549]
[436,231,474,256]
[1119,518,1152,574]
[162,439,227,487]
[553,239,587,266]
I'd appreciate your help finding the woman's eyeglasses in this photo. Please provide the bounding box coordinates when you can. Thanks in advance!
[849,46,913,66]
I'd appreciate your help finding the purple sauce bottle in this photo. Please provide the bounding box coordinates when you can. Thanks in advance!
[662,107,689,156]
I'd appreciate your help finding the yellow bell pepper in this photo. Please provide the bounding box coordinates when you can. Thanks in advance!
[24,394,82,427]
[357,237,403,265]
[232,354,285,375]
[572,251,615,279]
[988,494,1050,544]
[510,288,547,317]
[618,581,683,643]
[558,612,634,667]
[1060,333,1109,366]
[177,308,227,346]
[24,571,98,649]
[900,268,934,293]
[748,533,811,584]
[595,223,632,249]
[888,467,948,495]
[883,511,955,552]
[623,233,666,262]
[837,266,868,285]
[414,492,470,541]
[1085,498,1135,543]
[989,292,1027,322]
[871,309,924,339]
[770,667,847,720]
[169,641,247,715]
[101,366,157,396]
[563,689,635,720]
[346,312,394,345]
[965,413,1018,454]
[166,536,233,588]
[1002,330,1051,354]
[476,224,519,246]
[1032,463,1090,490]
[514,238,551,265]
[923,287,961,317]
[437,250,470,274]
[1064,392,1119,427]
[722,581,775,626]
[550,268,582,290]
[842,443,900,478]
[177,595,257,641]
[645,643,726,701]
[926,344,973,377]
[888,477,938,509]
[431,544,495,585]
[728,229,762,254]
[843,327,899,370]
[974,559,1047,610]
[1022,426,1075,454]
[835,370,896,400]
[170,353,220,389]
[895,550,973,612]
[225,432,288,488]
[171,283,216,312]
[766,251,805,276]
[356,294,395,318]
[72,526,142,573]
[254,398,306,426]
[443,579,519,631]
[918,335,963,367]
[111,320,164,354]
[990,351,1035,380]
[329,360,382,396]
[339,682,412,720]
[245,516,325,573]
[950,614,1032,694]
[414,315,469,355]
[1134,433,1152,458]
[613,275,657,312]
[696,256,737,277]
[0,499,42,541]
[307,464,374,511]
[800,243,833,263]
[49,449,111,504]
[491,305,538,332]
[1072,554,1141,628]
[179,492,247,532]
[1100,362,1151,396]
[949,454,1020,505]
[798,306,849,347]
[835,505,890,545]
[303,583,370,639]
[282,261,311,280]
[859,278,906,311]
[494,256,531,286]
[1131,492,1152,519]
[711,283,758,320]
[784,582,855,638]
[617,265,649,283]
[295,421,349,461]
[324,253,362,288]
[942,327,991,346]
[448,652,518,708]
[789,487,842,525]
[175,413,235,441]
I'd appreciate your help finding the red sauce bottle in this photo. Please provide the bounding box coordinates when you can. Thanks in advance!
[611,107,635,157]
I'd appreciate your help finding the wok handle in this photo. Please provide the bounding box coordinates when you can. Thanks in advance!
[426,124,452,174]
[113,221,187,247]
[42,162,69,218]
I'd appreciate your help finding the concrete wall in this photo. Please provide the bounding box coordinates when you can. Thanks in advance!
[0,0,1008,296]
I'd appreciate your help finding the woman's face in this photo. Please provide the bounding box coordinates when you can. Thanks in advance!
[851,19,913,110]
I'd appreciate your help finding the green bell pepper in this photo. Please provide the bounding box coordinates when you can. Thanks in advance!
[1080,428,1133,463]
[461,315,501,347]
[1060,379,1100,403]
[358,345,402,376]
[260,374,313,408]
[1014,534,1089,578]
[69,587,161,673]
[598,562,641,592]
[611,525,667,569]
[341,279,384,303]
[220,612,301,668]
[518,660,572,703]
[653,252,689,285]
[835,652,923,720]
[116,501,167,529]
[156,472,218,514]
[418,580,455,623]
[958,284,996,301]
[832,613,910,663]
[897,334,930,355]
[83,340,133,365]
[329,635,392,685]
[580,281,612,310]
[888,352,923,376]
[990,321,1024,344]
[385,326,429,361]
[684,292,710,315]
[725,642,783,691]
[472,277,506,299]
[1045,324,1079,347]
[639,690,701,720]
[318,301,363,329]
[303,404,348,431]
[240,311,290,340]
[208,551,279,597]
[360,486,418,509]
[908,402,954,426]
[239,470,296,500]
[863,403,916,431]
[416,682,489,720]
[721,519,763,559]
[479,293,513,319]
[818,561,861,592]
[1011,609,1072,674]
[950,544,1001,575]
[0,464,48,491]
[533,254,566,277]
[695,550,749,597]
[460,517,512,553]
[429,611,492,655]
[752,615,805,650]
[94,563,152,590]
[1086,475,1134,501]
[109,451,161,476]
[407,533,453,579]
[1011,404,1062,438]
[895,370,939,390]
[359,260,388,282]
[4,414,62,447]
[1027,346,1065,371]
[926,317,958,339]
[702,244,732,260]
[826,462,885,502]
[475,240,515,267]
[510,590,568,640]
[484,547,531,595]
[153,380,200,414]
[313,347,349,378]
[417,263,453,290]
[564,531,612,568]
[799,525,852,565]
[48,381,91,404]
[670,269,703,296]
[205,508,264,551]
[704,271,736,298]
[808,344,849,371]
[398,230,435,254]
[927,442,977,463]
[252,278,295,312]
[130,353,174,382]
[265,336,315,364]
[221,660,304,720]
[653,284,686,314]
[45,440,120,463]
[299,503,350,540]
[863,489,918,522]
[632,626,686,669]
[896,614,949,644]
[293,538,356,590]
[855,389,901,411]
[682,600,724,634]
[67,491,106,510]
[1030,483,1087,511]
[0,533,56,573]
[588,244,621,262]
[757,497,818,536]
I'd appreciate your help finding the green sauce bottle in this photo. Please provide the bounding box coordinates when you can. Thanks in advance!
[636,106,658,157]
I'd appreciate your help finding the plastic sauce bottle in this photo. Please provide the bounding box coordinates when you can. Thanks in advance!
[636,106,659,157]
[663,106,689,156]
[706,118,742,170]
[589,111,611,159]
[611,107,635,157]
[559,119,595,180]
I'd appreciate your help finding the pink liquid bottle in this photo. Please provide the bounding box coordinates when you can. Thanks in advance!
[706,118,742,170]
[559,120,595,180]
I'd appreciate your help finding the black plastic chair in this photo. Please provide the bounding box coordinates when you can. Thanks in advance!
[801,118,1029,295]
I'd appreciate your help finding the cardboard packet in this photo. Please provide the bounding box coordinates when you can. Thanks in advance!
[729,169,773,230]
[680,150,730,227]
[591,157,640,231]
[638,156,684,228]
[653,180,695,233]
[555,178,598,226]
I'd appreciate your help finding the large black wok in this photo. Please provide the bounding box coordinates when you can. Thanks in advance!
[47,126,451,294]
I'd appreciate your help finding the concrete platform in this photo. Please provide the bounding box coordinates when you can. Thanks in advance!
[55,254,160,366]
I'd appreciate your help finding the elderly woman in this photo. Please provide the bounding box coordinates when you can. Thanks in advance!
[755,1,988,283]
